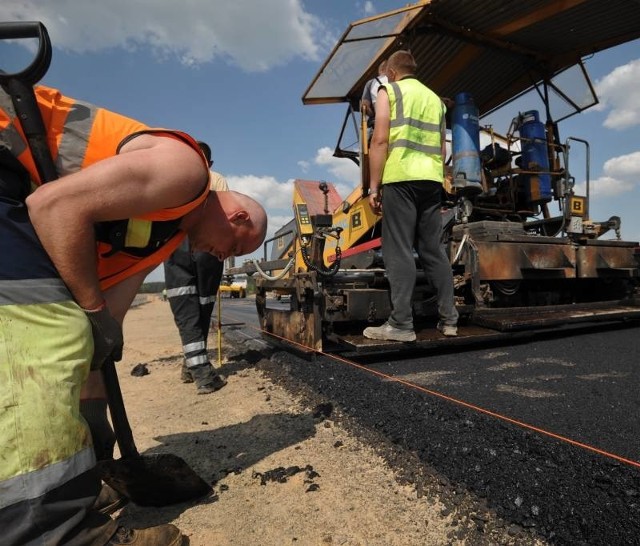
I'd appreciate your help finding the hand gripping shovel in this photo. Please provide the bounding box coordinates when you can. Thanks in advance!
[0,21,210,506]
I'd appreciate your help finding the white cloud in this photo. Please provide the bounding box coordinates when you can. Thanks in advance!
[226,147,361,240]
[574,151,640,197]
[593,59,640,129]
[268,215,294,231]
[226,174,293,211]
[226,174,295,239]
[574,176,634,197]
[363,2,376,16]
[603,150,640,179]
[1,0,326,71]
[313,146,360,186]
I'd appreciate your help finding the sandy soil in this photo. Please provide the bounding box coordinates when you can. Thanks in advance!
[111,296,464,545]
[106,294,640,546]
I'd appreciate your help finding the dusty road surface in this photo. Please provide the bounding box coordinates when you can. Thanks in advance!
[111,296,545,545]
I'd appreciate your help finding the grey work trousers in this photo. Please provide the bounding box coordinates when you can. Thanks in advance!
[381,180,458,330]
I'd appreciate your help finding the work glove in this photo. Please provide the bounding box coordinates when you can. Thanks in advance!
[84,304,123,370]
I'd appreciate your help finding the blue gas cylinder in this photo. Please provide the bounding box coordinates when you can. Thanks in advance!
[517,110,552,204]
[452,92,483,194]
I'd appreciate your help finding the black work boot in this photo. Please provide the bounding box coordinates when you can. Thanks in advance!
[188,363,227,395]
[106,525,184,546]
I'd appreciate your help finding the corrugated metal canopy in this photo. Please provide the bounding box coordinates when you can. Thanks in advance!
[303,0,640,117]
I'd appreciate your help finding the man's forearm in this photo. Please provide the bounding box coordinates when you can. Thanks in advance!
[26,186,104,310]
[369,140,387,192]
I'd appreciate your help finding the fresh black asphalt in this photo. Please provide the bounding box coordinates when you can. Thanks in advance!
[221,300,640,545]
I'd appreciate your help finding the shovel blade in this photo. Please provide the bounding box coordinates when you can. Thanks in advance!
[97,453,211,507]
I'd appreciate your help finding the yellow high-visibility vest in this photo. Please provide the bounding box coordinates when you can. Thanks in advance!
[382,77,445,184]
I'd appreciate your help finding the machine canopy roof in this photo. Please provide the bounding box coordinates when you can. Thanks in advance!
[303,0,640,118]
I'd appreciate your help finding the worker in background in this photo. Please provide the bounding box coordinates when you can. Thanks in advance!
[360,59,388,140]
[164,141,228,394]
[363,50,458,342]
[0,84,267,546]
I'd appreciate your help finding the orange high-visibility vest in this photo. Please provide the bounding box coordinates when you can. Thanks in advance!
[0,85,209,290]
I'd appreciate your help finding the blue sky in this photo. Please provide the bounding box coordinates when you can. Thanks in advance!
[2,1,640,283]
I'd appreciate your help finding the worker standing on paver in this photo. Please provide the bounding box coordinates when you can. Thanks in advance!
[363,50,458,342]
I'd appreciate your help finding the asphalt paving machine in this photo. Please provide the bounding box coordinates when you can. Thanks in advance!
[234,0,640,353]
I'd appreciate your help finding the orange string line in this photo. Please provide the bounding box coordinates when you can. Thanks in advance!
[223,308,640,470]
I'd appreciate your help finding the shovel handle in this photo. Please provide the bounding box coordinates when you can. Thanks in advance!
[0,21,58,183]
[102,357,140,459]
[0,21,52,85]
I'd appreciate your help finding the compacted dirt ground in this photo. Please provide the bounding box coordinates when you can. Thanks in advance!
[112,296,545,545]
[112,296,640,545]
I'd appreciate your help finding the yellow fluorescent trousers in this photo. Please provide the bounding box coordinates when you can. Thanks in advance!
[0,300,93,482]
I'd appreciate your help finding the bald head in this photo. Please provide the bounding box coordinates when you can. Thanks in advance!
[225,190,268,255]
[182,189,267,260]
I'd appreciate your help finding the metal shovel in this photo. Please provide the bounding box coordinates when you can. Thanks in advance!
[99,358,211,506]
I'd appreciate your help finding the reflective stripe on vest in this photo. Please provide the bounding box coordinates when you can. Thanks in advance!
[1,86,104,183]
[2,85,207,191]
[56,97,98,174]
[382,79,445,184]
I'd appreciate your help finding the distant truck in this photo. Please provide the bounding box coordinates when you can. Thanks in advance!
[218,276,247,298]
